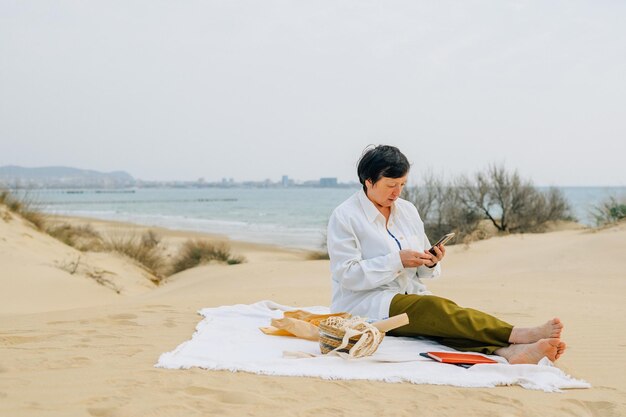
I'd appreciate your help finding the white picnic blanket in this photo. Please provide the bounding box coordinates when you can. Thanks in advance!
[155,300,590,392]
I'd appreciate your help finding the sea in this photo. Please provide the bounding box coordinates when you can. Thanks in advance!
[19,186,626,250]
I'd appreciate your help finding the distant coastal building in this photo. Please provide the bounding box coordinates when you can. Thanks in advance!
[319,177,338,187]
[0,165,356,189]
[220,177,235,187]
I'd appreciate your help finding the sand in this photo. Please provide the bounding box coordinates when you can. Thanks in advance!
[1,206,625,417]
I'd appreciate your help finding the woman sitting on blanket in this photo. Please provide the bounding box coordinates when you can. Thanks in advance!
[327,144,566,364]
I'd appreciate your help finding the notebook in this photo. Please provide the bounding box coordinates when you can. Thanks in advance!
[420,351,498,367]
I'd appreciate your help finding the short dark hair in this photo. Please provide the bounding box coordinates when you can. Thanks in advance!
[357,145,410,193]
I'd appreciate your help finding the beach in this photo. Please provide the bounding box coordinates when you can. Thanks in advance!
[1,211,625,417]
[4,0,625,413]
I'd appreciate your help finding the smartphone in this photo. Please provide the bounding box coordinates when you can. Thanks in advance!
[428,232,455,255]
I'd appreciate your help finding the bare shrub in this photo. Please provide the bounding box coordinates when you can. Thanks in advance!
[511,186,574,232]
[403,165,573,242]
[170,240,245,274]
[456,164,573,233]
[437,192,484,242]
[402,172,482,244]
[402,170,442,222]
[46,223,105,251]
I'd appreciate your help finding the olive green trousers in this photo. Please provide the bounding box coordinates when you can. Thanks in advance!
[388,293,513,355]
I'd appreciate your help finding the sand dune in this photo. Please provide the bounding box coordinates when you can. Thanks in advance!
[0,208,161,314]
[1,207,625,417]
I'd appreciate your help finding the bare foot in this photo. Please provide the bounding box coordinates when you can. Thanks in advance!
[555,341,567,360]
[508,318,563,344]
[495,338,563,364]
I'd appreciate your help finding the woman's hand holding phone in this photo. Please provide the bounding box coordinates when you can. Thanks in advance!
[399,232,452,268]
[422,232,453,267]
[427,244,445,266]
[399,250,438,268]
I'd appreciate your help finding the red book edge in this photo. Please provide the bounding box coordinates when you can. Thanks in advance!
[424,351,498,364]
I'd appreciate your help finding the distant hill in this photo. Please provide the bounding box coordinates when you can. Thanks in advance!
[0,165,135,188]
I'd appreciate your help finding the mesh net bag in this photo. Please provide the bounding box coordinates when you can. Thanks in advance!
[318,316,384,358]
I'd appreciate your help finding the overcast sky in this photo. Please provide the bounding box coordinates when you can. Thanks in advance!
[1,1,625,186]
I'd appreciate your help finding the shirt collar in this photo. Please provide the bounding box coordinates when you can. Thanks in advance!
[358,189,395,223]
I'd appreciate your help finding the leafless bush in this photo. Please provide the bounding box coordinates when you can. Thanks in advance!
[455,164,572,233]
[402,170,442,222]
[403,172,482,244]
[403,165,573,242]
[515,186,574,232]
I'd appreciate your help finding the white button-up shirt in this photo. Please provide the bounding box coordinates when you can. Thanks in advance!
[327,189,441,320]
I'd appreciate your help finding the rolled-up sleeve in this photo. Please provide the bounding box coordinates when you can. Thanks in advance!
[327,211,403,292]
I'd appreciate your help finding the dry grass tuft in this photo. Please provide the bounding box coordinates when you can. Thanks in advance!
[46,223,105,251]
[2,187,245,282]
[170,240,245,274]
[1,207,12,222]
[141,230,161,248]
[0,188,46,230]
[106,232,166,281]
[0,189,12,206]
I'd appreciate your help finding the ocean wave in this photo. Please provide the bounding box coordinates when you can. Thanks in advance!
[44,209,325,250]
